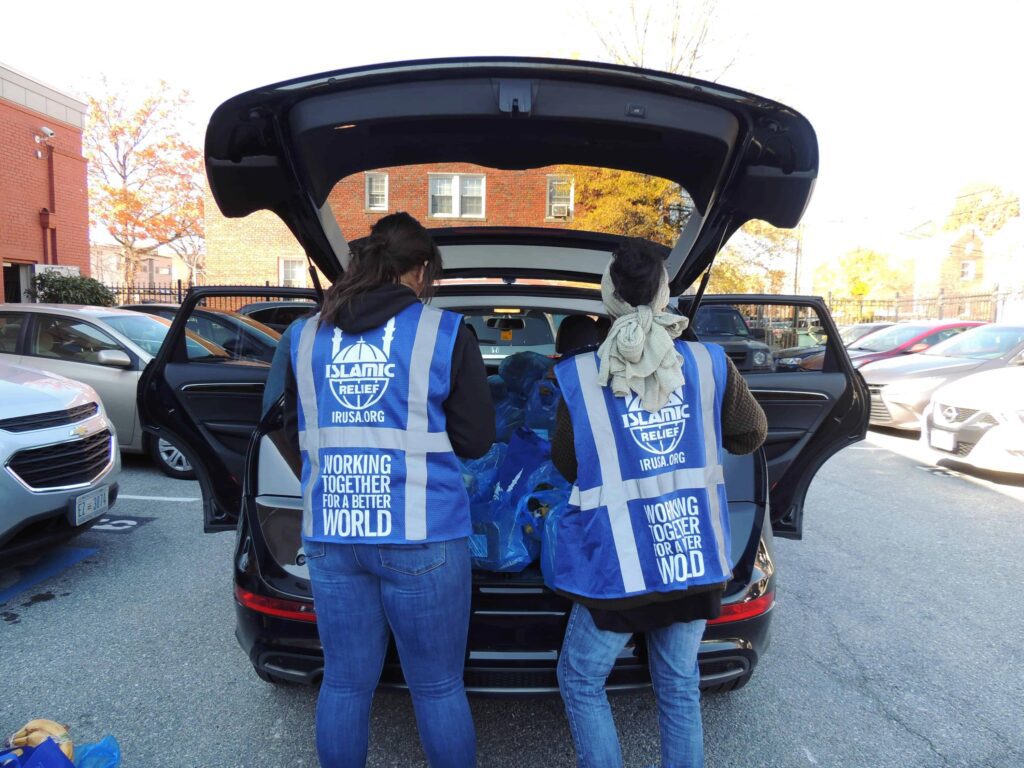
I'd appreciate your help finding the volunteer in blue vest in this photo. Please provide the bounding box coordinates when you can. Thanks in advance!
[277,212,494,768]
[547,240,767,768]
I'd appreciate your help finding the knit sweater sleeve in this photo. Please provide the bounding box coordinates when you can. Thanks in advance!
[551,398,578,484]
[719,355,768,455]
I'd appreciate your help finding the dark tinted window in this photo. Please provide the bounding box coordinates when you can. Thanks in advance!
[0,312,24,353]
[464,312,554,350]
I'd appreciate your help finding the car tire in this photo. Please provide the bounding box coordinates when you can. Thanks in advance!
[702,670,753,695]
[149,436,196,480]
[254,666,292,686]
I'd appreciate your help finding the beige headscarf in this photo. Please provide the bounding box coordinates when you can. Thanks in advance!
[596,260,689,413]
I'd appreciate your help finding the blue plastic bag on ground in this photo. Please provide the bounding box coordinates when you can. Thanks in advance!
[74,737,120,768]
[498,428,552,505]
[469,493,539,572]
[525,378,561,437]
[494,400,525,443]
[499,352,554,402]
[459,442,507,503]
[0,738,74,768]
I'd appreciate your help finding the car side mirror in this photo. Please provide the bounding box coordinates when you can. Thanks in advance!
[96,349,132,368]
[907,342,929,354]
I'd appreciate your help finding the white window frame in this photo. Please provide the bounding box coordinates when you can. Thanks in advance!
[960,260,976,281]
[545,175,574,220]
[279,257,307,288]
[428,173,486,219]
[365,172,389,212]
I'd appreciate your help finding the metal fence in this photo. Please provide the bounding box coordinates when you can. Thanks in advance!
[825,290,1024,324]
[103,281,188,306]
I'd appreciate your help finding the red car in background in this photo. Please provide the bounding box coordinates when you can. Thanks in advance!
[801,320,985,371]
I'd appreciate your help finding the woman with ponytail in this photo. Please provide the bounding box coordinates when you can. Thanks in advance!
[547,239,767,768]
[274,212,493,767]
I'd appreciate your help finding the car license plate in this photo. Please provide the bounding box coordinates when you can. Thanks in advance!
[929,428,957,452]
[72,486,109,526]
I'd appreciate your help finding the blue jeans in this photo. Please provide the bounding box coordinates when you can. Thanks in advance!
[305,538,475,768]
[557,603,706,768]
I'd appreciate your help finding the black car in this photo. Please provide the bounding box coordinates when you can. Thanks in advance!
[684,303,775,373]
[138,58,868,694]
[122,304,281,363]
[236,300,318,333]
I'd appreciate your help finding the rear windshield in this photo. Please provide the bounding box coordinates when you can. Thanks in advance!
[693,307,751,337]
[923,326,1024,359]
[848,324,930,352]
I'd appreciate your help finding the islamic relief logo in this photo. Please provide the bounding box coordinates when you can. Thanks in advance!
[324,318,397,410]
[620,390,691,455]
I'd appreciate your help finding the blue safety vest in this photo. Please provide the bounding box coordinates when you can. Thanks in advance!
[544,341,732,600]
[290,302,471,544]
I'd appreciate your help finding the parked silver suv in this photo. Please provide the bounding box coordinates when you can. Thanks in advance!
[0,360,120,555]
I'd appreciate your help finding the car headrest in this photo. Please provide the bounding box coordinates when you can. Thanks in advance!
[556,315,600,355]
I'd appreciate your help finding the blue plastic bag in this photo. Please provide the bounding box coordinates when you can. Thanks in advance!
[459,443,507,503]
[469,493,539,572]
[499,352,554,402]
[525,461,570,495]
[498,429,552,506]
[516,487,570,543]
[494,400,525,443]
[73,737,120,768]
[525,378,561,437]
[0,738,74,768]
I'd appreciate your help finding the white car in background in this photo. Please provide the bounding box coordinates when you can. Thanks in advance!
[0,361,120,555]
[0,305,228,478]
[922,365,1024,475]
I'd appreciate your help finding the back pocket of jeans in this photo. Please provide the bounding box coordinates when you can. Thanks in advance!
[378,542,446,576]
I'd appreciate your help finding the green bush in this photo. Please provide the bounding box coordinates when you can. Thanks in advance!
[26,272,116,307]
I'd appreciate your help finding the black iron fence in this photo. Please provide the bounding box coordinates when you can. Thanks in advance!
[103,281,188,306]
[825,289,1024,324]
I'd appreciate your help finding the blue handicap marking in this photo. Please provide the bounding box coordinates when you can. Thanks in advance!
[0,546,97,606]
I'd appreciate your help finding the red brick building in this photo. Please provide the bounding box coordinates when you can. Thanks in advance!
[205,163,574,286]
[0,63,89,302]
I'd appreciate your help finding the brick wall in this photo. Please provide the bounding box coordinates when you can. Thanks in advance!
[205,163,570,285]
[0,98,89,297]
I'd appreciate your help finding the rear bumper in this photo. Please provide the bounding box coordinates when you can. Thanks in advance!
[235,596,772,694]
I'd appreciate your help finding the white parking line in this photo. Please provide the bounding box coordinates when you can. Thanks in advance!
[119,495,200,502]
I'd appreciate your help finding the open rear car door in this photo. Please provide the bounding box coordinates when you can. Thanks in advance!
[138,287,318,531]
[691,295,869,538]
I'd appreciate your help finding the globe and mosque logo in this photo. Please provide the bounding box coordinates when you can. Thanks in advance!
[620,389,691,455]
[325,318,397,410]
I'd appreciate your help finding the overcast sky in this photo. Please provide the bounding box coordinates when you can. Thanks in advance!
[4,0,1021,255]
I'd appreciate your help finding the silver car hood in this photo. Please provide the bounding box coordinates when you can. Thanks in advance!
[862,355,984,385]
[0,361,97,419]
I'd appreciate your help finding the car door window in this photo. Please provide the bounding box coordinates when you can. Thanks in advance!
[29,316,122,364]
[922,327,966,347]
[697,303,830,373]
[0,312,25,353]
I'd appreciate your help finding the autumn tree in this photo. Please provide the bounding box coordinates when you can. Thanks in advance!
[573,0,796,292]
[812,248,914,299]
[943,184,1020,237]
[86,80,204,286]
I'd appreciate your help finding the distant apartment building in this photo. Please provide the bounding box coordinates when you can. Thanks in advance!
[0,62,89,302]
[90,243,187,285]
[204,163,574,286]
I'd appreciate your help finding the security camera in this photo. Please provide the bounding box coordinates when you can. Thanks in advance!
[40,126,55,139]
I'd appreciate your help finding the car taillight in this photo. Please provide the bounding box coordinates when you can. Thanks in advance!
[234,584,317,623]
[707,591,774,625]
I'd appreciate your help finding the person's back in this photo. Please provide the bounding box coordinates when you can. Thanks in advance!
[547,239,766,768]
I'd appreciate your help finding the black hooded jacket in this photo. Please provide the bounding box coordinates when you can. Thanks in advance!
[274,284,494,461]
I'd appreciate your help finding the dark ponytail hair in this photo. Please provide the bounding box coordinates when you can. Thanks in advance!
[609,239,667,307]
[320,212,442,327]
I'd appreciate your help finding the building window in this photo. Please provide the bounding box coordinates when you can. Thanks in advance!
[960,261,976,281]
[429,174,486,218]
[280,258,306,288]
[365,173,388,211]
[546,175,574,219]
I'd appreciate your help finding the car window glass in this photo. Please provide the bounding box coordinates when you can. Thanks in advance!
[463,310,555,359]
[30,316,122,364]
[182,304,281,363]
[847,324,930,352]
[101,313,229,360]
[0,312,24,353]
[702,302,830,374]
[923,326,1024,359]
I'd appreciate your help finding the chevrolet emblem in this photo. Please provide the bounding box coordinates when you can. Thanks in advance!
[70,424,90,437]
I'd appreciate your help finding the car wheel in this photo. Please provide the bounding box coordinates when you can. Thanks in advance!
[254,666,292,686]
[702,670,753,695]
[149,437,196,480]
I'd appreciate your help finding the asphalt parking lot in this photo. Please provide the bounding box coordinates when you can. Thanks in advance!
[2,433,1022,768]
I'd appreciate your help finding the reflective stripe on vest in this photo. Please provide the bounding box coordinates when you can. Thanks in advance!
[293,307,455,541]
